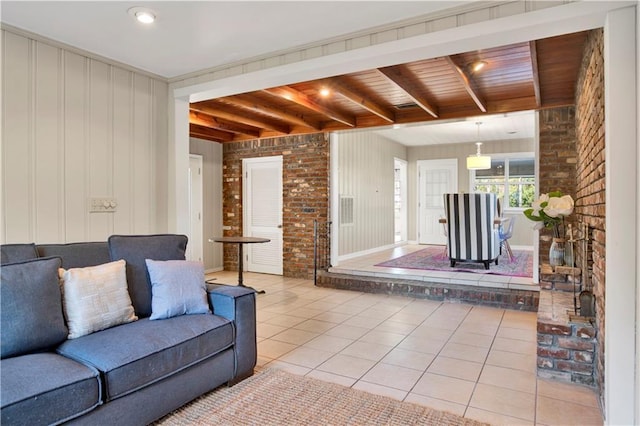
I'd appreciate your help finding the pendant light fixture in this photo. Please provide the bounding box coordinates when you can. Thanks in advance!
[466,122,491,170]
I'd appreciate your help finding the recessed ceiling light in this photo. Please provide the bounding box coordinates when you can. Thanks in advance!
[470,60,487,72]
[319,87,331,97]
[128,7,156,24]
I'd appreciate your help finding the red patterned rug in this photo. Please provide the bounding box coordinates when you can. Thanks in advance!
[375,246,533,277]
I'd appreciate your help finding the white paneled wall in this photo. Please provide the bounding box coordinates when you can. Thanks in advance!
[337,131,407,257]
[1,29,169,244]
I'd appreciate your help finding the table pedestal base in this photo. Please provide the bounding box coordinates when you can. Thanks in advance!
[209,236,270,294]
[236,243,265,294]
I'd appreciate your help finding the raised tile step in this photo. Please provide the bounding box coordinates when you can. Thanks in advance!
[317,270,539,311]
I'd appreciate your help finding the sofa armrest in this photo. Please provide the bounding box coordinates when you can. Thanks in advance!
[206,284,257,381]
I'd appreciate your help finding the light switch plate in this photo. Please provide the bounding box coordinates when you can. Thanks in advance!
[89,197,118,213]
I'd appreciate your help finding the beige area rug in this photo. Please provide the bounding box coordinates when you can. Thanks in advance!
[156,368,489,426]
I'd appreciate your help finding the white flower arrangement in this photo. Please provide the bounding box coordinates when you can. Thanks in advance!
[524,191,574,237]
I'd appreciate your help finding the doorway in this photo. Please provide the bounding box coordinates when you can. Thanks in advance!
[242,156,284,275]
[188,154,203,262]
[417,159,458,245]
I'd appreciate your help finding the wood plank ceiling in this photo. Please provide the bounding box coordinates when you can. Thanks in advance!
[190,31,588,143]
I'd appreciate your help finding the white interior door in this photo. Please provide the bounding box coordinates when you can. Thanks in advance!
[188,155,203,262]
[243,156,283,275]
[418,159,458,245]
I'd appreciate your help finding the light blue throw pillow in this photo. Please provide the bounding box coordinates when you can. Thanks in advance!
[145,259,210,320]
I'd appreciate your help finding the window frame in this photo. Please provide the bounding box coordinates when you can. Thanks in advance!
[468,152,535,212]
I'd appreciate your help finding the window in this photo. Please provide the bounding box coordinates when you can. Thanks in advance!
[471,154,535,210]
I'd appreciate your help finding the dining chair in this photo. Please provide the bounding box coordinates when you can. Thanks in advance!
[440,216,448,257]
[499,216,516,262]
[443,193,501,269]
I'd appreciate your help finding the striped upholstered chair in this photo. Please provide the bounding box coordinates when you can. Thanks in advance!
[443,193,501,269]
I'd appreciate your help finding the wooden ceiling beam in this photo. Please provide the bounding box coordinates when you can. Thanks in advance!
[189,110,261,138]
[377,65,439,118]
[390,95,556,123]
[322,78,395,123]
[486,97,538,113]
[444,56,487,113]
[263,86,356,127]
[190,104,290,134]
[189,123,234,142]
[529,41,542,107]
[186,32,586,141]
[220,95,322,130]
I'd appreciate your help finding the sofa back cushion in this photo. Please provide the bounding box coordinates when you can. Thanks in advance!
[37,242,110,269]
[0,243,38,264]
[1,257,68,358]
[108,234,188,318]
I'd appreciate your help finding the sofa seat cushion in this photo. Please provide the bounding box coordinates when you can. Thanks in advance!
[57,314,234,401]
[0,353,101,426]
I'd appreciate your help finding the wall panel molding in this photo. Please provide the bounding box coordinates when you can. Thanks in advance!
[0,23,167,82]
[1,28,169,244]
[336,131,407,257]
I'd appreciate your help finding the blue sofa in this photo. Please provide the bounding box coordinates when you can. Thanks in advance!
[0,235,257,425]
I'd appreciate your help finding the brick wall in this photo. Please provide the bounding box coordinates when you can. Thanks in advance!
[222,133,330,279]
[535,29,604,397]
[538,107,578,261]
[537,290,596,386]
[574,29,605,403]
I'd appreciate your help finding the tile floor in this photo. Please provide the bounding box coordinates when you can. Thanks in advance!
[207,268,603,426]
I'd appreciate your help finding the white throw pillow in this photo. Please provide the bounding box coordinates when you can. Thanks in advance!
[60,259,138,339]
[145,259,210,320]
